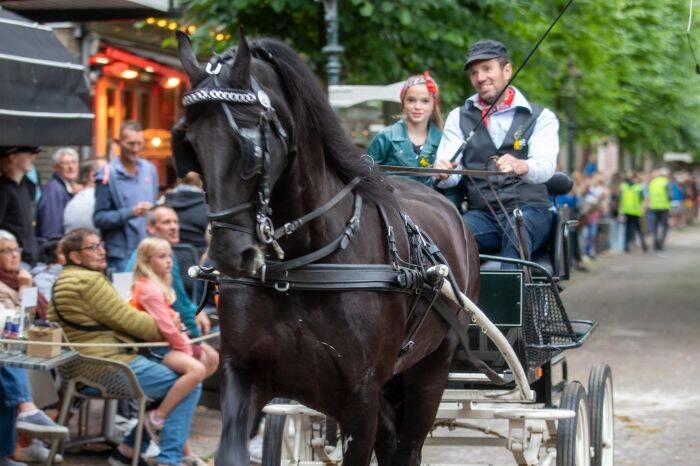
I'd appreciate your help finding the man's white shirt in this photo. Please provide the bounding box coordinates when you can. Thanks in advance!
[436,87,559,188]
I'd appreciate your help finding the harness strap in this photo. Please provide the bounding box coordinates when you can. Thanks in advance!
[424,286,508,385]
[265,193,363,273]
[275,177,361,239]
[220,263,415,292]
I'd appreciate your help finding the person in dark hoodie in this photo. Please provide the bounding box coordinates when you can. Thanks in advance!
[164,172,207,255]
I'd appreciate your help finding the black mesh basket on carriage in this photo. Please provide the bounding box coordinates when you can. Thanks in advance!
[522,282,579,368]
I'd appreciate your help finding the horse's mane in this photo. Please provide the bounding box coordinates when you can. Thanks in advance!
[249,38,396,207]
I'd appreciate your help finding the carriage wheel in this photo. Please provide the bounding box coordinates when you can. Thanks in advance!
[262,400,326,465]
[587,364,614,466]
[557,381,591,466]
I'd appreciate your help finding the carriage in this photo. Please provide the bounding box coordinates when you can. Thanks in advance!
[174,31,614,466]
[257,177,614,466]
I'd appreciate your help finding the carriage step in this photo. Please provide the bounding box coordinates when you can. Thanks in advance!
[441,389,530,402]
[263,403,325,417]
[493,408,574,420]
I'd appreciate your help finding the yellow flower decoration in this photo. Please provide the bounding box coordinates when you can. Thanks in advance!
[514,139,523,151]
[419,157,430,167]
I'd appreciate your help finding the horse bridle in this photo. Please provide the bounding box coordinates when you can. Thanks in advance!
[182,53,362,266]
[182,54,290,256]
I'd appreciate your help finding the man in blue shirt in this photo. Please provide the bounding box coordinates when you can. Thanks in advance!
[94,121,158,272]
[434,40,559,265]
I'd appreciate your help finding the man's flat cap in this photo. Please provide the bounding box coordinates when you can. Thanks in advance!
[0,146,41,158]
[464,40,509,69]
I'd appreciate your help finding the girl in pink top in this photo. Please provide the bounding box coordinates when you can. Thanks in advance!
[131,237,210,439]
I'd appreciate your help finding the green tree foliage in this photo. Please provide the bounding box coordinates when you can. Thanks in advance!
[181,0,700,158]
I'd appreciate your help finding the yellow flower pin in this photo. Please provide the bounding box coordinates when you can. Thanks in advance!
[514,139,523,151]
[419,157,430,167]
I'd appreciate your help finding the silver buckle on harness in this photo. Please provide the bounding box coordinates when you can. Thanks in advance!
[205,61,222,75]
[274,282,290,292]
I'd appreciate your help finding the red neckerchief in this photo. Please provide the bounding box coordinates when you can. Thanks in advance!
[478,87,515,127]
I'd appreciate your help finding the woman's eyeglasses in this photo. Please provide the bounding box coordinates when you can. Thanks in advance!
[0,247,22,255]
[80,241,106,252]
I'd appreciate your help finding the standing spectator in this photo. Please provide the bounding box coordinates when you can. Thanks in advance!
[36,148,82,239]
[0,147,39,266]
[669,175,685,228]
[63,158,106,233]
[681,171,697,225]
[49,228,200,466]
[555,172,587,271]
[94,121,158,272]
[648,167,672,252]
[164,172,208,255]
[619,173,648,253]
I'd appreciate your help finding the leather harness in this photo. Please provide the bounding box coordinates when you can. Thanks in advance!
[181,54,507,384]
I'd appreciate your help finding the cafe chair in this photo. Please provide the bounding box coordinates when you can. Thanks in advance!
[46,355,149,466]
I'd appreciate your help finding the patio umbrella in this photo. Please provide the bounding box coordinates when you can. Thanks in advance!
[0,6,93,146]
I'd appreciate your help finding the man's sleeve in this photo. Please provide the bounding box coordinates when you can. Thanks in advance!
[436,108,465,189]
[93,181,132,229]
[522,109,559,184]
[0,185,8,227]
[83,274,162,341]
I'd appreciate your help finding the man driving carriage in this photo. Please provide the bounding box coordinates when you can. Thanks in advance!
[434,40,559,267]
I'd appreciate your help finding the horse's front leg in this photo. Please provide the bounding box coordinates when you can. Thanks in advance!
[215,358,258,466]
[337,392,379,466]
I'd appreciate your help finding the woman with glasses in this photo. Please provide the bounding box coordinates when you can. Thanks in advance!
[0,230,47,318]
[0,229,69,465]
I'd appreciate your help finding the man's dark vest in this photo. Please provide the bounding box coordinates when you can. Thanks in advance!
[458,101,549,212]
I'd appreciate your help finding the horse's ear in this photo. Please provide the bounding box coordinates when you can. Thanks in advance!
[171,117,202,178]
[176,31,206,85]
[230,27,252,89]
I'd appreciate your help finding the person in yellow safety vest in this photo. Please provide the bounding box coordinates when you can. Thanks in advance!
[647,167,673,252]
[619,172,648,253]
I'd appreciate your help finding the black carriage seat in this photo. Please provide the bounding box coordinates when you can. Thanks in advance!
[478,172,574,280]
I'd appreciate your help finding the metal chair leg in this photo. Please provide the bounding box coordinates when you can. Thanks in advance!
[132,397,147,466]
[46,381,75,466]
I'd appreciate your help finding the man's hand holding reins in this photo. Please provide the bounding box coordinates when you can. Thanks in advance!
[433,159,458,180]
[495,154,529,176]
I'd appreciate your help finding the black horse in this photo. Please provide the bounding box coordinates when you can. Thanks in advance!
[174,31,480,466]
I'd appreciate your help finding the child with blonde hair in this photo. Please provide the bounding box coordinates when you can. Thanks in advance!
[131,236,211,456]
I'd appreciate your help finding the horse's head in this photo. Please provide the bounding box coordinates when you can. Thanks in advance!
[173,31,292,277]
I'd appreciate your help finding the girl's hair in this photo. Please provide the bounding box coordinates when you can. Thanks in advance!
[133,237,176,304]
[400,71,444,130]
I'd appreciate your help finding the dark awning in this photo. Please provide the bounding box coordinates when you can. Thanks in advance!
[0,0,176,22]
[0,7,93,146]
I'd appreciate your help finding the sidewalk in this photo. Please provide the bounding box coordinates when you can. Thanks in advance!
[59,403,223,465]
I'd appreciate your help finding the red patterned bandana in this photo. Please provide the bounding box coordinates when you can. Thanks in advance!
[478,86,515,127]
[400,70,440,106]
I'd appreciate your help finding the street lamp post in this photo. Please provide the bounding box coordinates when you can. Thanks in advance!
[322,0,344,86]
